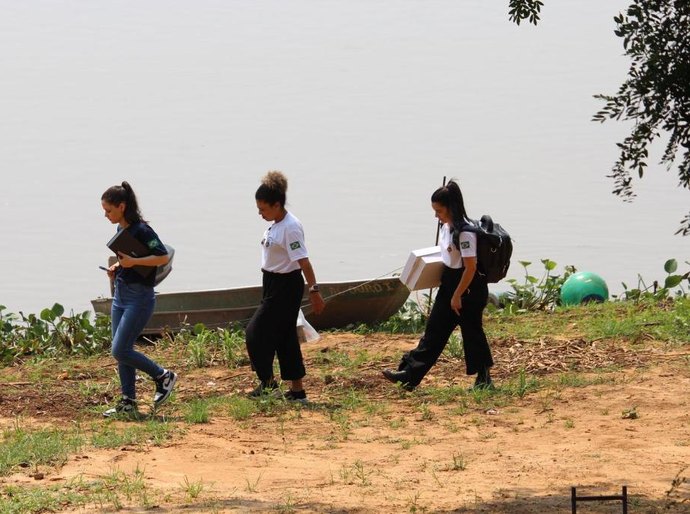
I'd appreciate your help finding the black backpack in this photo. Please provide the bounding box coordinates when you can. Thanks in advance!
[453,215,513,283]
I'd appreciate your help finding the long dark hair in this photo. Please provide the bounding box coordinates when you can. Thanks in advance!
[101,181,145,225]
[255,170,287,208]
[431,179,468,230]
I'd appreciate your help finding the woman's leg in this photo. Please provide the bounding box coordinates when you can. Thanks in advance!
[398,268,462,387]
[457,277,493,376]
[274,271,306,385]
[111,285,163,399]
[110,295,135,399]
[245,272,280,383]
[400,295,458,387]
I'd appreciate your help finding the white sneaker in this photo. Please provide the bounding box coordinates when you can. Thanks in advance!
[153,370,177,407]
[103,396,139,419]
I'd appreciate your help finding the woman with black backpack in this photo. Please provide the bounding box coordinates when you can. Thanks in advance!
[383,180,494,391]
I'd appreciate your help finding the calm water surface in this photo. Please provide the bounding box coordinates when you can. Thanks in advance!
[0,1,687,315]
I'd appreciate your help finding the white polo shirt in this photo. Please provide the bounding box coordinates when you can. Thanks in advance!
[439,222,477,269]
[260,211,309,273]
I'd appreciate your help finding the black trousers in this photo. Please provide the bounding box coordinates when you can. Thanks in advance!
[245,269,306,382]
[399,266,493,387]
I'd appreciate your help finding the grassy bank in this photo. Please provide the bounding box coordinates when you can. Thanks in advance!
[0,297,689,512]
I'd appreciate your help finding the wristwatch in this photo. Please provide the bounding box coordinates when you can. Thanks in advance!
[308,284,320,293]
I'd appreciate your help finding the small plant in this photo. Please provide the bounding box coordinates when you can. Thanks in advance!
[220,327,247,368]
[340,461,372,486]
[181,476,205,500]
[227,397,257,421]
[621,258,690,301]
[184,399,211,424]
[389,417,407,429]
[374,299,428,333]
[443,333,464,359]
[0,304,110,364]
[245,472,263,493]
[502,260,575,312]
[352,460,372,486]
[330,411,352,440]
[277,492,298,513]
[407,491,427,513]
[449,452,467,471]
[99,465,154,509]
[419,403,434,421]
[622,406,639,420]
[517,368,528,398]
[187,325,211,368]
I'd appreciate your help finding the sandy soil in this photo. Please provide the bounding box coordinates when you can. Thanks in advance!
[1,333,690,513]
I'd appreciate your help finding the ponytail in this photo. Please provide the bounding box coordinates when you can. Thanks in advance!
[431,179,469,244]
[101,181,145,225]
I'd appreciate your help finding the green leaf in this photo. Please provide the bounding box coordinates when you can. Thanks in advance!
[664,275,683,289]
[193,323,206,335]
[519,261,532,268]
[526,276,539,284]
[51,303,65,317]
[541,259,557,271]
[40,308,55,322]
[664,259,678,274]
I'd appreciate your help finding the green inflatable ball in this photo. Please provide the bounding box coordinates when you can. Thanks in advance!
[560,272,609,306]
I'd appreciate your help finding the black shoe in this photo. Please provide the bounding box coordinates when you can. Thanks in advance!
[469,379,495,391]
[153,370,178,407]
[471,368,494,391]
[382,369,415,391]
[103,397,139,419]
[248,379,279,398]
[284,389,308,404]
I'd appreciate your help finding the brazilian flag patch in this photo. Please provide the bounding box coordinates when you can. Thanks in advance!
[290,241,301,250]
[460,241,470,249]
[148,239,160,249]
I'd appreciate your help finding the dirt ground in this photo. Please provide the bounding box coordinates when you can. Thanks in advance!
[1,333,690,513]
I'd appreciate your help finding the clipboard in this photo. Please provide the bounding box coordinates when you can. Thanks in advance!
[106,229,154,278]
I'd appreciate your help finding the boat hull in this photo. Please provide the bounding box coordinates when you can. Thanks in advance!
[91,277,409,334]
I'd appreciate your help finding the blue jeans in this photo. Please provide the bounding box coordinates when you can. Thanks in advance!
[111,278,164,399]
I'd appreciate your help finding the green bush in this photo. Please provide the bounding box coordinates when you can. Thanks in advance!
[0,304,110,365]
[620,258,689,301]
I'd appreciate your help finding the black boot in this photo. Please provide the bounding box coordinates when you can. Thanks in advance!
[472,367,494,390]
[248,378,279,398]
[382,369,415,391]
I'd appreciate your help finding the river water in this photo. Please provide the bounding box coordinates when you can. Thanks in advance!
[1,0,687,315]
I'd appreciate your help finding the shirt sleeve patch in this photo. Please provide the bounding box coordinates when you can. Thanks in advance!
[148,239,161,249]
[289,241,302,250]
[460,241,470,250]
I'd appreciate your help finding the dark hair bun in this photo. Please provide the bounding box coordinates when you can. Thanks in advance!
[262,171,288,195]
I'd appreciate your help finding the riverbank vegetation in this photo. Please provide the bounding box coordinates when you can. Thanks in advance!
[0,260,688,512]
[1,259,687,365]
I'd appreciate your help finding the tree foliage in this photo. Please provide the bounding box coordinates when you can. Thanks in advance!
[508,0,543,25]
[510,0,690,235]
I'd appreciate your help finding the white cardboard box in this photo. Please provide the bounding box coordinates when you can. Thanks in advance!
[400,246,444,290]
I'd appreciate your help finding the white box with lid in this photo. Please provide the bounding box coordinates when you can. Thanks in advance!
[399,246,444,290]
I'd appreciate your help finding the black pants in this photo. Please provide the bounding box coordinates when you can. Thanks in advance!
[399,266,493,387]
[245,269,306,382]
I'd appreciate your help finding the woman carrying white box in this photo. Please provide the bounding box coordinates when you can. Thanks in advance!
[383,180,494,390]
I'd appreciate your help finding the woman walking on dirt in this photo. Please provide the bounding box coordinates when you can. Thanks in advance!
[383,180,494,391]
[101,181,177,417]
[245,171,325,402]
